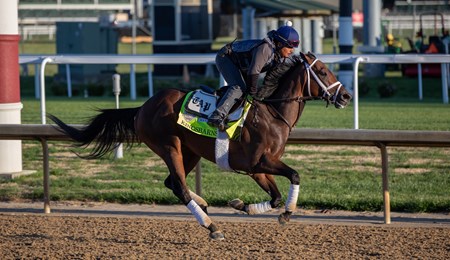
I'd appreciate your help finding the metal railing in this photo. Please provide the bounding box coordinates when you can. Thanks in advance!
[19,53,450,128]
[1,124,450,223]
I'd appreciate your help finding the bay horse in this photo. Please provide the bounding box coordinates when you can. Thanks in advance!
[49,52,352,241]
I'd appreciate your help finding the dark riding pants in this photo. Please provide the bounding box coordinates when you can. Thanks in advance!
[213,51,246,117]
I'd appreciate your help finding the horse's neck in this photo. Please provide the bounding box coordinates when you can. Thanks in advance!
[267,65,306,127]
[271,61,305,99]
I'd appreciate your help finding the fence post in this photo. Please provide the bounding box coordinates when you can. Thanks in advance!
[353,57,364,130]
[66,64,72,98]
[39,57,52,124]
[182,65,190,86]
[377,142,391,224]
[443,38,449,104]
[418,64,423,100]
[441,63,449,104]
[40,138,51,214]
[34,64,39,99]
[113,74,123,159]
[147,64,153,97]
[130,64,136,100]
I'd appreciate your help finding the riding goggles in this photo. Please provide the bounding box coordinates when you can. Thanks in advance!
[285,40,299,48]
[276,33,299,48]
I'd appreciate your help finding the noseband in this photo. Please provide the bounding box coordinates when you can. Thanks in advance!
[253,56,343,131]
[304,58,343,105]
[259,56,343,104]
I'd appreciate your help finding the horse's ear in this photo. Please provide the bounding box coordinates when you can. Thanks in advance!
[299,52,307,61]
[307,51,317,59]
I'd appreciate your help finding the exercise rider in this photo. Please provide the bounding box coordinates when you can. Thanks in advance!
[207,22,300,131]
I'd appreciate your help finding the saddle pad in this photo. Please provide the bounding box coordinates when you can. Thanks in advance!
[177,91,251,140]
[184,89,245,121]
[185,90,217,117]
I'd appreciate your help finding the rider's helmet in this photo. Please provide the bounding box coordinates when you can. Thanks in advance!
[270,21,300,48]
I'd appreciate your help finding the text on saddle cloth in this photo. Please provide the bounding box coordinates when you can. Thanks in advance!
[186,90,217,117]
[177,90,251,139]
[185,89,245,121]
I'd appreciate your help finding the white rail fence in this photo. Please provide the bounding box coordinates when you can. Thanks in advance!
[19,54,450,129]
[20,25,56,41]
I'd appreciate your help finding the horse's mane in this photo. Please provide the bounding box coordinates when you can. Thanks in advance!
[257,55,303,100]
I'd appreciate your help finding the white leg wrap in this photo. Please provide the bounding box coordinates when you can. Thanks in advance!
[187,200,212,227]
[247,201,272,215]
[285,184,300,212]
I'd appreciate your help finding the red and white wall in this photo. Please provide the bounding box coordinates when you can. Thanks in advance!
[0,0,22,174]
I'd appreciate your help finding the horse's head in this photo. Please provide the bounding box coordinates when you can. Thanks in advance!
[299,52,352,109]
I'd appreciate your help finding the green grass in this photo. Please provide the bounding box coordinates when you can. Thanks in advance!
[0,98,449,213]
[7,37,450,213]
[2,140,448,212]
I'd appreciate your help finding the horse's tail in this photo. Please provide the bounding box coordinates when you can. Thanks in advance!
[48,107,141,159]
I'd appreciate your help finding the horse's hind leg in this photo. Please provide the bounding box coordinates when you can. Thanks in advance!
[229,174,282,215]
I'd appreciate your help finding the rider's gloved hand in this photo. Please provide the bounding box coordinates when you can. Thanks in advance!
[246,74,259,96]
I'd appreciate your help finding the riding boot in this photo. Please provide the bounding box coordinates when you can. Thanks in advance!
[207,99,235,131]
[207,85,243,131]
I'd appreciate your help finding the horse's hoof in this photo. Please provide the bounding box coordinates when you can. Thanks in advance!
[278,213,290,225]
[228,199,245,211]
[209,231,225,241]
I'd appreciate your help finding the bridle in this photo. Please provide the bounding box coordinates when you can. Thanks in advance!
[253,55,344,131]
[258,56,343,105]
[304,58,343,106]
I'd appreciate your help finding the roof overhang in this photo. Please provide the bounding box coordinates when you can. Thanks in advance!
[241,0,338,18]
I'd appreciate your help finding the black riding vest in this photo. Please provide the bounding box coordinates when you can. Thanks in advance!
[230,38,277,74]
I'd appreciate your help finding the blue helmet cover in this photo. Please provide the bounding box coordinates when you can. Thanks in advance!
[274,26,299,48]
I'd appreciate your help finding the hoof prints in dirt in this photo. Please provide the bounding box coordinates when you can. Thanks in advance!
[0,215,449,259]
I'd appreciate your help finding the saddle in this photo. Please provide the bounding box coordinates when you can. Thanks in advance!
[184,85,245,122]
[177,85,250,139]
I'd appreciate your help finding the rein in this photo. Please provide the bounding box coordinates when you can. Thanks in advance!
[258,96,321,132]
[258,95,323,103]
[251,56,342,131]
[257,57,342,105]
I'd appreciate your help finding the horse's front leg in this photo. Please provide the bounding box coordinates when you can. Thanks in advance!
[159,145,224,240]
[163,148,209,213]
[278,182,299,225]
[253,156,300,225]
[165,177,209,213]
[277,168,300,225]
[168,170,224,240]
[229,173,283,215]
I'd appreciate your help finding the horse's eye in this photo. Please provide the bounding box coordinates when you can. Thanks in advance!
[319,70,327,76]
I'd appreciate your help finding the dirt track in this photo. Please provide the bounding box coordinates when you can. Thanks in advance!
[0,202,449,259]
